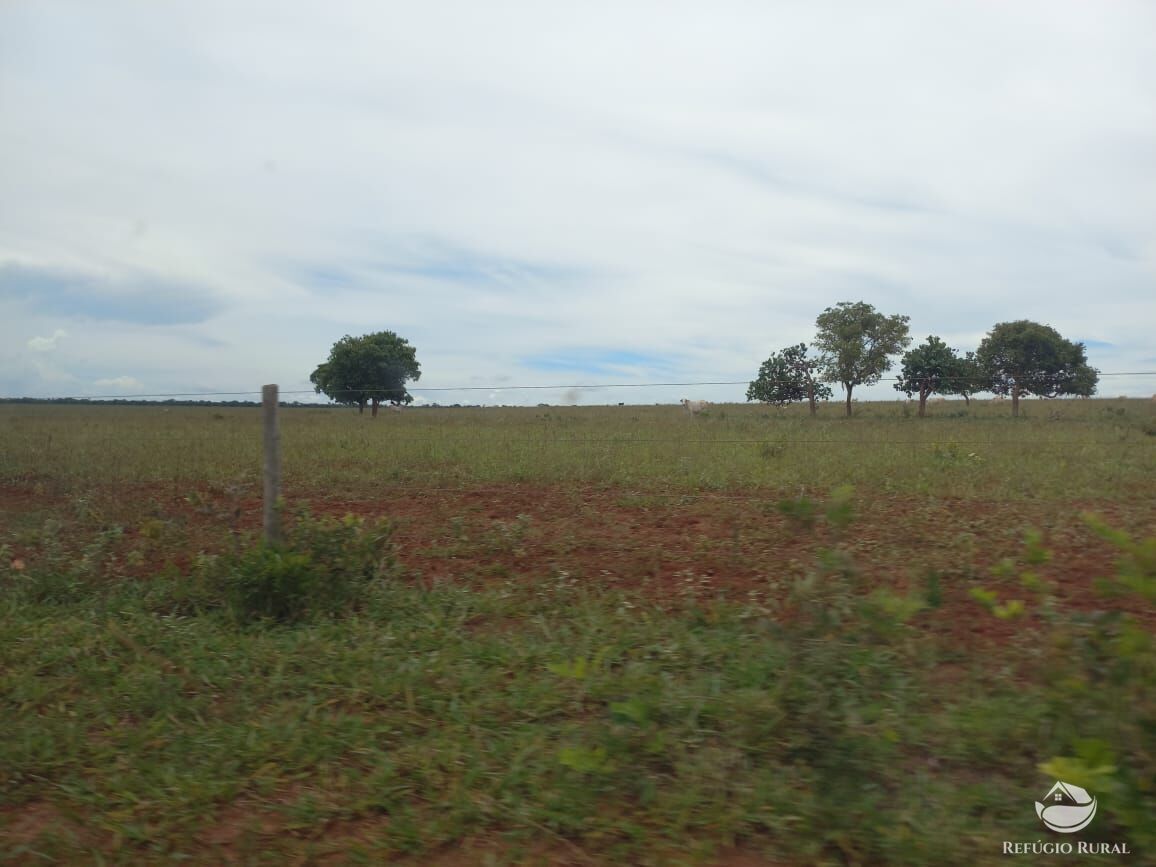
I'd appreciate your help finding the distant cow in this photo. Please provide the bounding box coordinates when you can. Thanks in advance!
[680,398,710,415]
[387,403,403,413]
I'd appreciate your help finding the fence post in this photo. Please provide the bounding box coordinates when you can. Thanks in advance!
[262,384,281,546]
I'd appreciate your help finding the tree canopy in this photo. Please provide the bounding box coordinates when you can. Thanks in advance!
[976,320,1098,417]
[747,343,832,416]
[310,331,421,416]
[894,335,968,416]
[814,301,911,416]
[939,350,986,405]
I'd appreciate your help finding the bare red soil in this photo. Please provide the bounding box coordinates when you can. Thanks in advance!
[4,480,1152,646]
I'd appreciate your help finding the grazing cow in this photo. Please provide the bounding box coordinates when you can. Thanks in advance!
[387,403,404,413]
[680,398,710,415]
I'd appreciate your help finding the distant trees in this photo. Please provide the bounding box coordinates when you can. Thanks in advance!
[976,321,1098,417]
[748,305,1111,419]
[746,343,832,416]
[311,331,421,417]
[814,302,911,417]
[894,336,968,416]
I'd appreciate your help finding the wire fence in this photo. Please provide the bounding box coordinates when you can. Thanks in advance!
[4,371,1155,402]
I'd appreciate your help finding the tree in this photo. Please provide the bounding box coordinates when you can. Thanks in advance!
[814,301,911,417]
[894,335,965,417]
[746,343,832,416]
[311,331,421,417]
[976,320,1097,417]
[940,350,986,406]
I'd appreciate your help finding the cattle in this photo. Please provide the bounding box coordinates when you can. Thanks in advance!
[680,398,710,415]
[932,397,946,403]
[387,403,403,413]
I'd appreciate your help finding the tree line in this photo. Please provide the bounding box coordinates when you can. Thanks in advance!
[747,302,1098,418]
[310,305,1098,420]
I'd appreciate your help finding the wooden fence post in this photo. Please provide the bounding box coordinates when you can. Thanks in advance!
[262,384,281,546]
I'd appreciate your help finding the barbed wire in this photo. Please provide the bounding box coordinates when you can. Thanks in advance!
[5,370,1155,402]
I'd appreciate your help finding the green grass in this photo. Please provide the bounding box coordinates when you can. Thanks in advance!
[0,541,1134,865]
[1,398,1153,499]
[1,401,1154,864]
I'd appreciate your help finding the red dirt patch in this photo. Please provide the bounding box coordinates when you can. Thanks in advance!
[3,481,1154,648]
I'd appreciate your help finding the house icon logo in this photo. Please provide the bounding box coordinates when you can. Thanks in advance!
[1035,781,1097,833]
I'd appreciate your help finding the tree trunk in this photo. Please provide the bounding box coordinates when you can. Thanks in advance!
[961,393,970,406]
[844,384,853,417]
[918,391,927,418]
[358,400,366,415]
[371,398,380,418]
[1012,383,1020,418]
[807,380,817,417]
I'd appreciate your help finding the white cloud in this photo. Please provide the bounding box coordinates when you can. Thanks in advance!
[1,0,1154,400]
[93,375,144,391]
[27,329,67,352]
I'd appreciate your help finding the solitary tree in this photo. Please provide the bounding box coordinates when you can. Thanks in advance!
[814,301,911,417]
[976,320,1098,417]
[311,331,421,417]
[894,335,971,417]
[747,343,832,416]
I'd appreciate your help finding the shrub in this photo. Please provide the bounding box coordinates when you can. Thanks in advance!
[199,509,396,625]
[1036,516,1156,849]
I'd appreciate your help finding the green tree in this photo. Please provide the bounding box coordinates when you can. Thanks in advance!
[894,335,968,417]
[976,320,1098,417]
[814,301,911,417]
[311,331,422,417]
[941,350,986,406]
[747,343,833,416]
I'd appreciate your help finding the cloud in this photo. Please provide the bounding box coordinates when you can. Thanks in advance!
[27,329,67,352]
[93,376,144,391]
[521,349,678,378]
[0,262,223,326]
[0,1,1153,401]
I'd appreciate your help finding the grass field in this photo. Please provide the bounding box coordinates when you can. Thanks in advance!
[2,398,1154,865]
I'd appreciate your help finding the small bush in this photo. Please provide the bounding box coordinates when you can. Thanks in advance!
[198,509,396,625]
[1038,516,1156,848]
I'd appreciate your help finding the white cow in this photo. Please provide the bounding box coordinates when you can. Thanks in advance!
[680,398,710,415]
[387,403,404,413]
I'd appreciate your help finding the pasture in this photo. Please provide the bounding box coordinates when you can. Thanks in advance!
[2,398,1154,865]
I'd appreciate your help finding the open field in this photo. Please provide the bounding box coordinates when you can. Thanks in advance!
[3,397,1154,497]
[2,399,1155,865]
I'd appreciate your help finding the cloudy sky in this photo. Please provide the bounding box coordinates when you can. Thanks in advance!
[2,0,1153,405]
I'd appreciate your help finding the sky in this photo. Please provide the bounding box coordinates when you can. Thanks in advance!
[2,0,1154,406]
